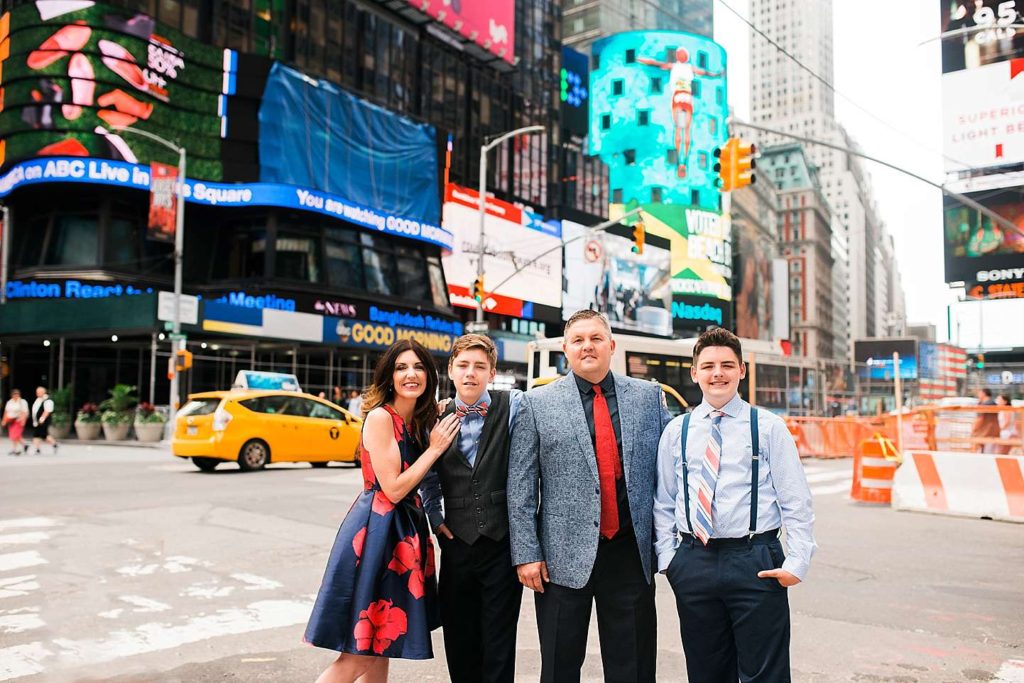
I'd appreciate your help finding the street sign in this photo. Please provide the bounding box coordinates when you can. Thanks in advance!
[157,291,199,325]
[169,333,187,341]
[465,321,489,334]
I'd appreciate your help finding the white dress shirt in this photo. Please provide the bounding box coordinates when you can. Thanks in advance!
[654,393,817,580]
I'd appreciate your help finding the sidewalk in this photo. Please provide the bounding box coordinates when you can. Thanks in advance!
[2,439,171,464]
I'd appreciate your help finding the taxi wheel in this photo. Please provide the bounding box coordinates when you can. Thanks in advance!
[238,439,270,471]
[310,462,329,468]
[192,457,220,472]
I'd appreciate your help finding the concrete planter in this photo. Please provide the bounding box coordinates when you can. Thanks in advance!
[48,423,71,440]
[74,422,102,440]
[134,422,165,443]
[102,422,131,441]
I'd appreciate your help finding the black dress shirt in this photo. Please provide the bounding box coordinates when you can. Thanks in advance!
[574,372,633,540]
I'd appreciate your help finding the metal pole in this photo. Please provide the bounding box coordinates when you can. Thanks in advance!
[169,145,186,419]
[58,337,65,389]
[149,333,157,405]
[476,145,488,323]
[0,205,10,305]
[893,351,904,454]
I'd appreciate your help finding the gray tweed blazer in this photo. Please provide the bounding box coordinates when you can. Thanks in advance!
[507,371,670,589]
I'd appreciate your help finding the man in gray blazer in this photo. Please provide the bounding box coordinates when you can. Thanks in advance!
[508,309,671,682]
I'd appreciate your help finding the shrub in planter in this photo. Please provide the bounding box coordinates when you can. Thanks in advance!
[74,402,102,440]
[99,384,137,441]
[49,385,73,439]
[134,402,167,442]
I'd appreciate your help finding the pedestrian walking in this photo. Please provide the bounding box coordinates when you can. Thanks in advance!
[995,394,1018,455]
[972,388,1000,454]
[3,389,29,455]
[419,334,524,683]
[304,339,461,683]
[30,386,58,455]
[508,310,671,683]
[347,389,364,418]
[654,327,816,682]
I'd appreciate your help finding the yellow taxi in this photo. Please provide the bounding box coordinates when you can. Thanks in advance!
[171,390,362,472]
[530,376,689,416]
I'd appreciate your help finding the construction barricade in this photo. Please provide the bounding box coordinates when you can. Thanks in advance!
[850,435,901,504]
[892,451,1024,523]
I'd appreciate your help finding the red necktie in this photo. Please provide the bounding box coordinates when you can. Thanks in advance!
[592,384,620,539]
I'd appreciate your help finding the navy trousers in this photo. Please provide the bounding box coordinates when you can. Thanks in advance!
[666,536,792,683]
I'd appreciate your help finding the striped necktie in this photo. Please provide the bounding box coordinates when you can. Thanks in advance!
[693,410,725,545]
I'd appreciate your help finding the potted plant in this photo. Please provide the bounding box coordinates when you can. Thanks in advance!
[134,402,167,442]
[48,385,73,440]
[99,384,138,441]
[74,402,102,441]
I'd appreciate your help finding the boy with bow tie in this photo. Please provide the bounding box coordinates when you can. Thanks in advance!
[420,334,523,683]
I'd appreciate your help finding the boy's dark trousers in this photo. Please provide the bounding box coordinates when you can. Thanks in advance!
[666,531,792,683]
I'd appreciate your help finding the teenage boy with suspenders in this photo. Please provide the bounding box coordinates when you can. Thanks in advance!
[654,327,816,682]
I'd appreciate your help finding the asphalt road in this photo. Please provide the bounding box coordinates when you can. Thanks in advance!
[0,443,1021,682]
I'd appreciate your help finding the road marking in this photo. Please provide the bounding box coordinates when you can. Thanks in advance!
[810,481,852,496]
[231,573,283,590]
[0,551,47,572]
[116,555,210,576]
[0,609,45,634]
[118,595,172,613]
[992,659,1024,682]
[181,581,235,599]
[804,470,852,484]
[0,642,52,681]
[0,532,50,546]
[0,518,58,532]
[0,575,39,600]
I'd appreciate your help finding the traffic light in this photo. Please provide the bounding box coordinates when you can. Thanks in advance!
[713,138,757,192]
[631,220,645,255]
[976,353,985,369]
[175,349,193,371]
[472,276,485,303]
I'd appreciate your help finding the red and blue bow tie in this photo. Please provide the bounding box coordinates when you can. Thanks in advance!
[455,402,488,418]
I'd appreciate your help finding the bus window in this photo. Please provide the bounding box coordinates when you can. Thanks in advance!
[755,364,786,412]
[625,352,700,408]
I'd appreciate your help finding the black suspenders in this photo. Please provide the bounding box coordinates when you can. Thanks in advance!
[680,406,760,538]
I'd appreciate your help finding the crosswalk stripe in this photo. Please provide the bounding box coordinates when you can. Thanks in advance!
[0,518,58,533]
[811,481,852,496]
[804,470,852,484]
[0,552,47,573]
[0,532,50,546]
[992,659,1024,682]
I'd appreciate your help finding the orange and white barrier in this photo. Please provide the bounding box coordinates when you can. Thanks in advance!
[892,451,1024,523]
[850,435,900,504]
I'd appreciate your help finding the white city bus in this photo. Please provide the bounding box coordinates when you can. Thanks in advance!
[526,333,824,416]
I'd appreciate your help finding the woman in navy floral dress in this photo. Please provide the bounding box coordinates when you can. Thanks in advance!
[305,339,461,682]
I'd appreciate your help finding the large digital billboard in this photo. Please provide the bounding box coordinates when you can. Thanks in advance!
[441,183,562,318]
[407,0,515,65]
[941,57,1024,172]
[943,186,1024,283]
[590,30,730,334]
[854,339,919,381]
[0,0,233,180]
[562,220,673,336]
[590,30,728,211]
[940,0,1024,74]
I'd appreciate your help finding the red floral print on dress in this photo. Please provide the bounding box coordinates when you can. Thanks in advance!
[352,526,366,564]
[388,534,426,599]
[371,490,395,515]
[353,600,408,655]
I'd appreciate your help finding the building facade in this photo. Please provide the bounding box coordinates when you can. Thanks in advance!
[563,0,713,53]
[0,0,567,409]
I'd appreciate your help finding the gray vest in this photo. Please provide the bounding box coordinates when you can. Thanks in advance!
[436,390,512,545]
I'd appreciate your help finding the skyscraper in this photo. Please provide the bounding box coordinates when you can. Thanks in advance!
[563,0,714,53]
[748,0,905,359]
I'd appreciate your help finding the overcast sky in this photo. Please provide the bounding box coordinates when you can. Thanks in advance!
[714,0,954,340]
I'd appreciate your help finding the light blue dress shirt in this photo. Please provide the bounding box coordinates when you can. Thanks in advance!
[420,389,522,530]
[653,393,817,580]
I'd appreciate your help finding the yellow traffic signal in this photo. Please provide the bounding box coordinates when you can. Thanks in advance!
[713,138,756,192]
[175,349,193,371]
[472,276,485,302]
[631,221,645,255]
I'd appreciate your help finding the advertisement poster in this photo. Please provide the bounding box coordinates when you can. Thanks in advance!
[441,183,562,314]
[854,339,919,380]
[941,57,1024,172]
[0,0,231,180]
[943,186,1024,282]
[590,31,728,212]
[562,220,673,336]
[940,0,1024,74]
[146,160,177,242]
[406,0,515,64]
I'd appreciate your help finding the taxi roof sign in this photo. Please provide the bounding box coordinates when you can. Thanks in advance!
[232,371,302,392]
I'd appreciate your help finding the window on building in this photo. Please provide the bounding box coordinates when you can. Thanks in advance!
[692,80,702,97]
[623,149,636,165]
[638,110,649,126]
[612,79,624,96]
[105,217,141,271]
[697,151,708,170]
[651,77,662,94]
[667,149,678,165]
[696,51,708,69]
[395,243,429,301]
[360,233,398,295]
[275,232,322,283]
[426,256,449,309]
[212,222,266,280]
[325,227,364,289]
[691,189,700,205]
[612,188,623,203]
[45,213,99,267]
[601,114,611,130]
[625,48,635,63]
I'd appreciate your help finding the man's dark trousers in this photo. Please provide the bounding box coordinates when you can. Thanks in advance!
[438,534,522,683]
[534,532,657,683]
[666,535,791,683]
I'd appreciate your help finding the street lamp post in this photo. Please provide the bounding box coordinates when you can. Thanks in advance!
[476,125,546,323]
[112,126,186,423]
